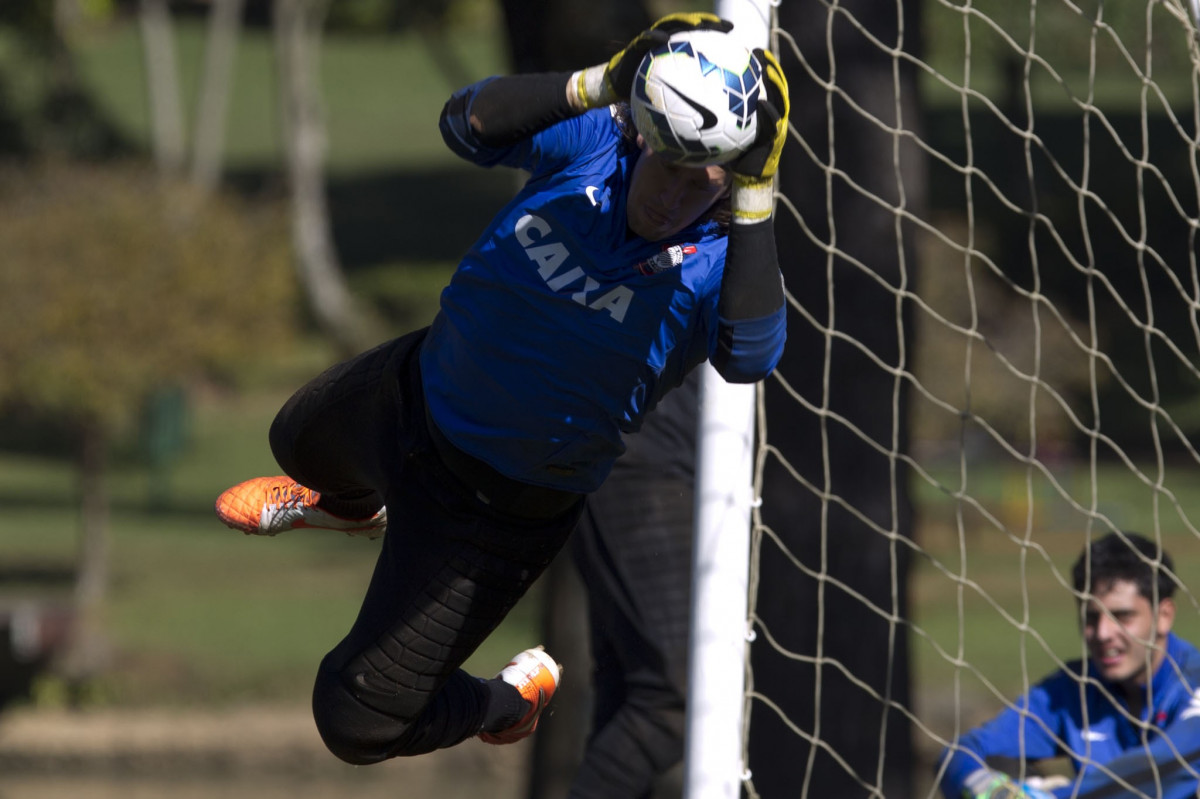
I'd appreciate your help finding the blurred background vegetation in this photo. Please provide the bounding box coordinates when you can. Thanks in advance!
[1,2,1200,797]
[0,0,520,713]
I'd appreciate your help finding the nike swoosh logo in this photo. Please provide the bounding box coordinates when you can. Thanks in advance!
[1183,694,1200,720]
[664,83,718,130]
[1081,729,1108,741]
[585,186,600,206]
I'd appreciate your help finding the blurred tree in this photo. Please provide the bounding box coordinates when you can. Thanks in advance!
[128,0,247,194]
[191,0,246,193]
[139,0,186,175]
[274,0,381,355]
[0,0,132,160]
[0,162,299,694]
[121,0,375,353]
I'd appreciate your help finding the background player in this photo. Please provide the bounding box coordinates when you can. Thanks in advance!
[938,531,1200,798]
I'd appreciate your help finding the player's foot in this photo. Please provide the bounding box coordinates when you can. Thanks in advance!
[478,646,562,745]
[214,476,386,538]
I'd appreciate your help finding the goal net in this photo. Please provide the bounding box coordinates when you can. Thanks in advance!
[737,1,1200,796]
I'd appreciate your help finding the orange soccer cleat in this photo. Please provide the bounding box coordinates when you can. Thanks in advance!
[214,476,386,538]
[478,646,563,745]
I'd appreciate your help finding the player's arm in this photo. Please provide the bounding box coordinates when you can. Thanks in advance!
[937,681,1065,798]
[710,48,788,384]
[439,13,732,161]
[1053,706,1200,799]
[439,73,574,157]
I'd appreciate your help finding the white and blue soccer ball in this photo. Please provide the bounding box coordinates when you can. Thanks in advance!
[630,29,763,167]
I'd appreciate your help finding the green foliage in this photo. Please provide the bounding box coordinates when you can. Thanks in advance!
[922,0,1197,108]
[0,0,57,55]
[0,161,300,432]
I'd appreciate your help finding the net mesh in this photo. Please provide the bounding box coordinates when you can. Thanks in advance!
[744,1,1200,796]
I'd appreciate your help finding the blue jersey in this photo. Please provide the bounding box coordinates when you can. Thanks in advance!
[421,79,785,492]
[938,633,1200,798]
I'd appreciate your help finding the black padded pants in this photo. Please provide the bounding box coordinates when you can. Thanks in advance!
[268,329,582,763]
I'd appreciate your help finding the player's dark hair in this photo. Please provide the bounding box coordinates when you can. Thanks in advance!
[1071,531,1175,602]
[613,102,638,141]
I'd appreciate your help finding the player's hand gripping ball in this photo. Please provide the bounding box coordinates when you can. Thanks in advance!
[602,12,734,102]
[731,47,789,185]
[631,29,765,167]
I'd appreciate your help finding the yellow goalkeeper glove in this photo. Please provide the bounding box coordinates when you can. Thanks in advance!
[570,13,734,110]
[731,48,790,224]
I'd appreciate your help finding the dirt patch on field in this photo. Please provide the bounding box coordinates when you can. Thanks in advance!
[0,704,526,799]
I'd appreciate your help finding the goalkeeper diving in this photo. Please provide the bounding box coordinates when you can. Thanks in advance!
[212,14,789,763]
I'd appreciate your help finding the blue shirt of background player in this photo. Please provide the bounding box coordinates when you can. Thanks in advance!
[423,77,785,493]
[938,632,1200,798]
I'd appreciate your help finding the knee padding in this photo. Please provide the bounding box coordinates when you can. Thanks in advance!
[311,665,404,765]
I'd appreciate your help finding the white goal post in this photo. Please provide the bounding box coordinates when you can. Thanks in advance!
[684,1,774,797]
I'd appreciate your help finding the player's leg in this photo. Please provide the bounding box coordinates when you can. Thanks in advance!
[266,332,417,519]
[569,470,694,799]
[311,464,582,761]
[310,351,584,761]
[214,331,424,537]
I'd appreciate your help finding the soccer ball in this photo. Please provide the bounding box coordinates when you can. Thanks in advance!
[630,30,763,167]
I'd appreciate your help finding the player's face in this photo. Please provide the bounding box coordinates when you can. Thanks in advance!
[627,140,731,241]
[1081,579,1174,688]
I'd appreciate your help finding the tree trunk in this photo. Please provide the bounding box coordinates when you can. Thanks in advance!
[74,419,109,612]
[54,0,80,34]
[59,418,112,696]
[273,0,377,356]
[139,0,186,176]
[749,1,925,796]
[191,0,246,194]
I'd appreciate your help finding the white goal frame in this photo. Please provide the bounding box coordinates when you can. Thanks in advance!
[684,1,774,796]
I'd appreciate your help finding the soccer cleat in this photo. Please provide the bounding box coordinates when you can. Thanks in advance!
[478,646,562,745]
[214,476,386,538]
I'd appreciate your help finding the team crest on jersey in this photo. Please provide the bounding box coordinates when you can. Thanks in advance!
[636,244,697,276]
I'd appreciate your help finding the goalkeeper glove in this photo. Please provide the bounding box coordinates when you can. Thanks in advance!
[1018,781,1057,799]
[731,48,790,224]
[570,13,734,110]
[963,771,1056,799]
